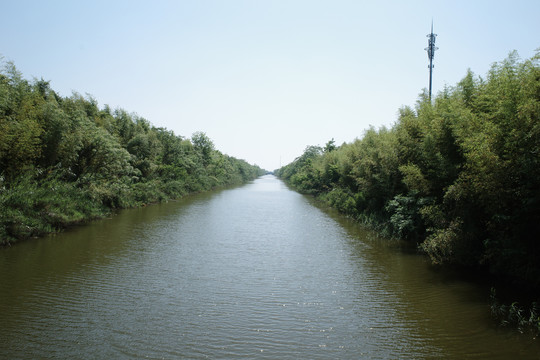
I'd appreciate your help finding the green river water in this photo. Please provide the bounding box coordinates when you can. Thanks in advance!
[1,175,538,359]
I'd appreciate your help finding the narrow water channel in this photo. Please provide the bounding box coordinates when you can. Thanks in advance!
[1,175,538,359]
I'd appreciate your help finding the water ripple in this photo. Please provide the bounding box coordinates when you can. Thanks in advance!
[1,176,539,359]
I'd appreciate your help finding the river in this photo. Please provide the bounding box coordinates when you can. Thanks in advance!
[0,175,538,359]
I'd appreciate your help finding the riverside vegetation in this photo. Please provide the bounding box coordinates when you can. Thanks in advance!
[0,59,264,245]
[276,51,540,334]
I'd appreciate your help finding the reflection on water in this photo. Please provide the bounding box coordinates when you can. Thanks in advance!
[1,175,539,359]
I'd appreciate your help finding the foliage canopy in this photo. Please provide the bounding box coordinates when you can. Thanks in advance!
[0,60,264,244]
[277,51,540,291]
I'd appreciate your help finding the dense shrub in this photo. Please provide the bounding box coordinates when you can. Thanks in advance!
[277,51,540,291]
[0,60,264,245]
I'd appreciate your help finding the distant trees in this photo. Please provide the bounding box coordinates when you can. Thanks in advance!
[277,51,540,290]
[0,59,264,244]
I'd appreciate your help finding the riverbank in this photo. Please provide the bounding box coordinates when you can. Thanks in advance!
[0,170,262,246]
[0,60,264,245]
[275,52,540,335]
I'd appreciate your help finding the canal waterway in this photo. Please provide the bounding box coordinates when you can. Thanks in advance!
[1,175,538,359]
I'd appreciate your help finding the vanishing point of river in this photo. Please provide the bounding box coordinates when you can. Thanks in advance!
[1,175,539,359]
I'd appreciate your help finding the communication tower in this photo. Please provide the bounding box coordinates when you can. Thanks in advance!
[425,21,438,101]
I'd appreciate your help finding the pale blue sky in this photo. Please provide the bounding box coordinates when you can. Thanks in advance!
[2,0,539,170]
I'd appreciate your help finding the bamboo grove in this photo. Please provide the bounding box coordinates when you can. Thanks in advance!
[0,60,264,245]
[277,51,540,292]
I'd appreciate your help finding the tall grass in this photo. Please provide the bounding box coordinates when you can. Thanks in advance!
[0,171,108,244]
[490,288,540,336]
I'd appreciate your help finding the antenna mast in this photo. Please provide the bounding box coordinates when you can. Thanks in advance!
[425,21,438,101]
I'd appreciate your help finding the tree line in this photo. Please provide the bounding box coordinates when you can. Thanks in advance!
[0,60,264,245]
[276,51,540,294]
